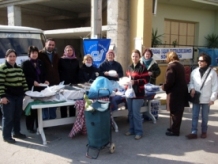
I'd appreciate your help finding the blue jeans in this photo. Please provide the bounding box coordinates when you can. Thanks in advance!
[110,95,126,111]
[1,95,23,140]
[42,107,57,120]
[191,103,210,134]
[126,98,144,136]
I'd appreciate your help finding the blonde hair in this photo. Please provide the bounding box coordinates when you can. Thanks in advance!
[166,51,179,63]
[83,54,93,63]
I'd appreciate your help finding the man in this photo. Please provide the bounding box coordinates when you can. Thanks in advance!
[38,38,60,120]
[99,50,124,111]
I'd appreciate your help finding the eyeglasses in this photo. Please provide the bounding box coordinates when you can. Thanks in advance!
[198,60,205,62]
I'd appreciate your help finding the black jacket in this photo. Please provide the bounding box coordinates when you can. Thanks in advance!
[58,58,80,85]
[99,60,123,81]
[38,48,60,85]
[22,59,47,91]
[79,64,99,83]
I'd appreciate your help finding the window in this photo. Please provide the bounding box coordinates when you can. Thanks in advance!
[164,20,195,47]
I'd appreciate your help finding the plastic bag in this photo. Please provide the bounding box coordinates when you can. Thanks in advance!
[118,76,131,88]
[125,85,136,98]
[61,89,84,100]
[88,76,112,99]
[39,92,66,102]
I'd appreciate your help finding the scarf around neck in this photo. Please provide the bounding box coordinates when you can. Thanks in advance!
[199,66,209,77]
[30,59,41,81]
[142,57,152,68]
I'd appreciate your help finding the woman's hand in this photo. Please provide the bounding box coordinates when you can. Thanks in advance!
[209,101,214,106]
[148,72,153,76]
[0,97,9,104]
[104,71,109,76]
[190,89,195,97]
[34,81,39,86]
[44,81,50,85]
[130,80,134,85]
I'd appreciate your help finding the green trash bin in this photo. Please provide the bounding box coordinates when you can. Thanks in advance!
[85,100,115,159]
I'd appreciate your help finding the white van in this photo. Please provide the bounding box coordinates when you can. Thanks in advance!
[0,25,46,65]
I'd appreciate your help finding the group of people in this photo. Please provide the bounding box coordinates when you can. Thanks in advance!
[0,38,217,144]
[0,38,99,143]
[162,51,218,140]
[0,42,162,143]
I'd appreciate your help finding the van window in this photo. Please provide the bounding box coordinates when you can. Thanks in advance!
[0,32,45,65]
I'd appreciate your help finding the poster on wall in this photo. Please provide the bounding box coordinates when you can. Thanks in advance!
[83,39,111,68]
[150,47,193,60]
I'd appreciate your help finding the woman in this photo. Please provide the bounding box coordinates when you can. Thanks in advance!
[99,50,123,81]
[140,48,161,84]
[0,49,28,144]
[125,49,150,140]
[162,51,189,137]
[79,54,99,83]
[58,45,79,118]
[22,46,49,133]
[186,53,218,139]
[99,50,124,111]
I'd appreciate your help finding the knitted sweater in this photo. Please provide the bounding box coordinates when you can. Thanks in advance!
[0,62,28,97]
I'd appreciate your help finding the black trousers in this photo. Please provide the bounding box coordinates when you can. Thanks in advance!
[60,105,76,118]
[170,109,184,134]
[26,109,38,130]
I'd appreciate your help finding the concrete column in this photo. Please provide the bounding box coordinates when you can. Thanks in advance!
[129,0,152,52]
[91,0,102,38]
[7,5,22,26]
[107,0,129,72]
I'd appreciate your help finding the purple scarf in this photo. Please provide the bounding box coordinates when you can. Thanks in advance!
[30,59,41,82]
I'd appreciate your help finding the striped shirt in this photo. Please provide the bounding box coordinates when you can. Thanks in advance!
[0,62,28,97]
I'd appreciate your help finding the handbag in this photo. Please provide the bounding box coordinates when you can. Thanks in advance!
[189,90,201,104]
[189,68,211,104]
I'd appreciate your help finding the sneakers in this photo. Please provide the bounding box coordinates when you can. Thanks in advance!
[135,135,142,140]
[201,133,207,139]
[13,133,27,139]
[186,133,197,139]
[125,132,134,136]
[4,138,16,144]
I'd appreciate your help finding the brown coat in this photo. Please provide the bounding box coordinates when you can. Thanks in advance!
[162,61,189,114]
[38,48,60,85]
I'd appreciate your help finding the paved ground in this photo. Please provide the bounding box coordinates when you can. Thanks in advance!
[0,100,218,164]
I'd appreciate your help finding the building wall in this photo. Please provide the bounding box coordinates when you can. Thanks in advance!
[129,0,152,54]
[0,8,9,24]
[152,3,217,47]
[215,11,218,33]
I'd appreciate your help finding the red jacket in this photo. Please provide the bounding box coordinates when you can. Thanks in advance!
[126,62,149,98]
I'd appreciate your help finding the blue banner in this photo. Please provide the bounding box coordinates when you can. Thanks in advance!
[83,39,111,67]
